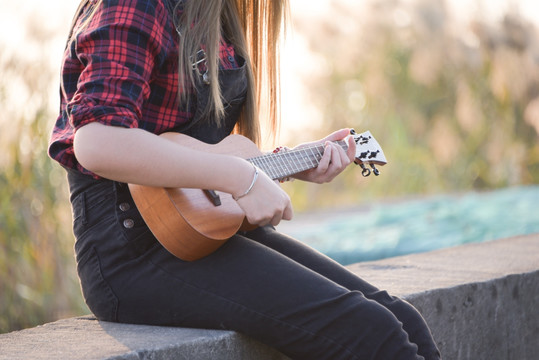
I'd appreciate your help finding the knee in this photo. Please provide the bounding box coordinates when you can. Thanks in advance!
[318,292,420,359]
[367,290,423,323]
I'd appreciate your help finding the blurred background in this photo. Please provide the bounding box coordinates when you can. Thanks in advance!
[1,0,538,333]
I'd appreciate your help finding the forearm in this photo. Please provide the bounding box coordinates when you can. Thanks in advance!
[73,123,253,197]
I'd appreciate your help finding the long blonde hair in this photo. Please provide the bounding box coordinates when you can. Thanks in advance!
[70,0,288,145]
[175,0,287,145]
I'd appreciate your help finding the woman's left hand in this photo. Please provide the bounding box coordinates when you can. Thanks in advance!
[292,128,356,184]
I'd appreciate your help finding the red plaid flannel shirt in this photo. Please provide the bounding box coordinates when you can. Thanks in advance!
[49,0,238,176]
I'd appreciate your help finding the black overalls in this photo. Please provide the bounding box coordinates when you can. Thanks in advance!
[65,5,441,358]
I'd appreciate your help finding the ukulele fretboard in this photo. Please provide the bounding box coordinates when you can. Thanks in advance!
[247,140,349,180]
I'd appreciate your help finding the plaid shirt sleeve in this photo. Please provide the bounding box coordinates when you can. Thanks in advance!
[48,0,238,175]
[49,0,177,174]
[67,0,172,131]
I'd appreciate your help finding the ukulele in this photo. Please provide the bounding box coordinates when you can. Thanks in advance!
[128,129,387,261]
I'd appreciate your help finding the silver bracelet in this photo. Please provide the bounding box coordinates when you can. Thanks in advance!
[233,164,259,201]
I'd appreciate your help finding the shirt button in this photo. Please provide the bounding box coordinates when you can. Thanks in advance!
[119,202,131,211]
[123,219,135,229]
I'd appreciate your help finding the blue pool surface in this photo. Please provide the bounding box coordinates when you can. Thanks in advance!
[277,186,539,265]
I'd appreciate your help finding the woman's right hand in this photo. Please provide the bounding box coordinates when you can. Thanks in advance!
[234,169,293,227]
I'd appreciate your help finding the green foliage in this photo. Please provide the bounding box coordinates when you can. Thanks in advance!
[0,24,88,334]
[286,0,539,211]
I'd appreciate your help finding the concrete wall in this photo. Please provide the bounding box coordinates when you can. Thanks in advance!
[348,234,539,359]
[1,234,537,360]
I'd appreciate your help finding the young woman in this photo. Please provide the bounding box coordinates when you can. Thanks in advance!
[49,0,441,359]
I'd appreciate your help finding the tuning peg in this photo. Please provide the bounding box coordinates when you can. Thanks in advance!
[359,163,371,177]
[370,164,380,176]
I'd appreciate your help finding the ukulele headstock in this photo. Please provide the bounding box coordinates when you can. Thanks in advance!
[350,129,387,177]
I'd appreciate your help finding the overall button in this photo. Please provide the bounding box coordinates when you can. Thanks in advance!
[119,202,131,212]
[123,219,135,229]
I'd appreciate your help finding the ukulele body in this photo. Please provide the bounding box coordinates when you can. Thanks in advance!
[128,133,260,261]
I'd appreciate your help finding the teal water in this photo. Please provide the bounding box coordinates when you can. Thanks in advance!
[279,186,539,265]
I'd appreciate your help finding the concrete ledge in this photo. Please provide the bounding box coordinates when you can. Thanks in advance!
[1,234,537,360]
[348,234,539,359]
[0,317,287,360]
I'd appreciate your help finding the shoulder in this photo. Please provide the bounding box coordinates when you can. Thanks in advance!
[93,0,171,26]
[98,0,167,15]
[83,0,174,42]
[75,0,176,64]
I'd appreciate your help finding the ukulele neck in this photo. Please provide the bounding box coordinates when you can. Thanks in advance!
[247,140,348,181]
